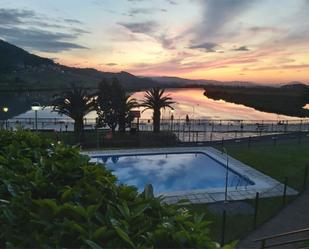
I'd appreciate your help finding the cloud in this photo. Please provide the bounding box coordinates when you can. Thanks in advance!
[126,0,175,3]
[118,21,158,35]
[64,18,83,25]
[249,26,282,34]
[156,34,176,49]
[71,28,90,35]
[166,0,177,5]
[193,0,257,41]
[0,8,34,25]
[233,46,250,51]
[190,42,220,52]
[125,7,167,17]
[117,20,177,50]
[0,8,88,53]
[247,64,309,71]
[130,47,290,76]
[106,63,118,66]
[0,26,87,52]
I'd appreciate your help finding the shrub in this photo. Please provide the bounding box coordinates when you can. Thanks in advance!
[0,130,233,248]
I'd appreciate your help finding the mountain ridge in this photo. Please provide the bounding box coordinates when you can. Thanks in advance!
[0,40,160,90]
[0,39,308,90]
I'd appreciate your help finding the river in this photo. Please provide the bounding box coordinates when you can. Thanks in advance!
[13,88,302,121]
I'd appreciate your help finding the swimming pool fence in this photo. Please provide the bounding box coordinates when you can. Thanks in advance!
[206,164,309,246]
[1,118,309,147]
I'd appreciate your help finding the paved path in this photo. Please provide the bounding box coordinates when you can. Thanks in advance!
[237,191,309,249]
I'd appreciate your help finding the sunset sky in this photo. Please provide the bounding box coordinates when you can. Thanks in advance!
[1,0,309,83]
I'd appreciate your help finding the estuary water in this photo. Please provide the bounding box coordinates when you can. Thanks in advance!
[13,88,301,121]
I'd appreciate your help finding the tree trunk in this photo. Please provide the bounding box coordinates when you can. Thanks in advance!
[153,109,161,132]
[74,117,84,144]
[111,123,117,134]
[118,112,126,133]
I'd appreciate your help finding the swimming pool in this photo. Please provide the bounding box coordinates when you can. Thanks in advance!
[90,152,254,194]
[86,147,297,203]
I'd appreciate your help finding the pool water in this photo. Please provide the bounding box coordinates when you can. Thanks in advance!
[90,152,254,194]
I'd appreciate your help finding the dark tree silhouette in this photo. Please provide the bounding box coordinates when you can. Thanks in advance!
[96,78,138,133]
[118,94,139,133]
[53,84,95,143]
[141,87,175,132]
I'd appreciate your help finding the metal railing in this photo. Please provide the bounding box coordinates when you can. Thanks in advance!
[2,118,309,140]
[254,227,309,248]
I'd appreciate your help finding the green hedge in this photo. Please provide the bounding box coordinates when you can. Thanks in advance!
[0,130,233,248]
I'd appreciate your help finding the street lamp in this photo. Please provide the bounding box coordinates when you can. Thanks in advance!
[31,102,41,132]
[170,109,175,131]
[223,147,229,204]
[2,107,8,130]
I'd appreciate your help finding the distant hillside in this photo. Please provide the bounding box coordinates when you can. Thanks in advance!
[151,76,260,87]
[0,40,159,91]
[0,40,53,72]
[280,83,309,90]
[204,85,309,117]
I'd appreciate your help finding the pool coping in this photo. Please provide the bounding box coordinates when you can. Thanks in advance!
[83,147,298,204]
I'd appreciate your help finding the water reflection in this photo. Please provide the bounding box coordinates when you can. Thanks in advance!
[91,153,253,194]
[131,88,300,120]
[13,88,301,121]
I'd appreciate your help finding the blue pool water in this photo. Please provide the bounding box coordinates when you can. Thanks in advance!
[90,152,254,194]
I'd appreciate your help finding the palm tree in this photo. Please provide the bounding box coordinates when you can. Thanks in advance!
[118,94,139,133]
[141,87,175,132]
[53,84,95,143]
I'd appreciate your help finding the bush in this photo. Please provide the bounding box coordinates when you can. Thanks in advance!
[0,130,233,248]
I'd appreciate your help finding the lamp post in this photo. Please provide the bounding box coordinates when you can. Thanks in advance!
[2,107,8,130]
[223,147,229,203]
[31,102,41,132]
[170,109,174,131]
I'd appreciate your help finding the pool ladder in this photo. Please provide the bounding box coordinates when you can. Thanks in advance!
[231,174,250,190]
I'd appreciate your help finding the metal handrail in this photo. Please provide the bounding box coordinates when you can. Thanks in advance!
[254,227,309,248]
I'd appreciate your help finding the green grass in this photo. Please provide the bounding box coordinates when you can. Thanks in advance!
[217,137,309,190]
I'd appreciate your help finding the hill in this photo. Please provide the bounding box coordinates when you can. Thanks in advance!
[0,40,159,91]
[152,76,260,87]
[204,85,309,117]
[0,40,53,73]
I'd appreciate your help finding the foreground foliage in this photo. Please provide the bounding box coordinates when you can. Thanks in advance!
[0,130,233,248]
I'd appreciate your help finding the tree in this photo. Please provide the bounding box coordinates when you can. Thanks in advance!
[53,84,95,143]
[96,78,138,133]
[118,94,139,133]
[141,87,175,132]
[0,130,233,248]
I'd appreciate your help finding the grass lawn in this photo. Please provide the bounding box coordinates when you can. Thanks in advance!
[216,136,309,190]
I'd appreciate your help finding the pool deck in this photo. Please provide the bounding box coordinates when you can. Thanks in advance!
[84,147,298,204]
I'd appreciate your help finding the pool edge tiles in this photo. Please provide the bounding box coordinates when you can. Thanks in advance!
[83,147,298,204]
